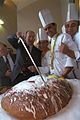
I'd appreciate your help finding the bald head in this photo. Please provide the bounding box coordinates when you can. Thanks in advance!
[25,30,35,46]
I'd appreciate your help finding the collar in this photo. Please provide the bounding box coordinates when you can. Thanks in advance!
[52,33,59,39]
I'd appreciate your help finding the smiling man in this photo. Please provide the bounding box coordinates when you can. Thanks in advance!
[38,9,78,78]
[60,3,80,79]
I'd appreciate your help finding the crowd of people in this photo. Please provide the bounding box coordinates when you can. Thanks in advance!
[0,2,80,93]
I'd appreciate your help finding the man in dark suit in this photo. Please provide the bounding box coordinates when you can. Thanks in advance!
[0,42,16,90]
[7,30,41,85]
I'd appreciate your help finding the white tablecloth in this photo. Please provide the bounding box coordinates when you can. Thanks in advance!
[0,79,80,120]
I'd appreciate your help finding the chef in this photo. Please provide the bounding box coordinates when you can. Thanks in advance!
[36,28,51,75]
[60,2,80,79]
[38,9,78,78]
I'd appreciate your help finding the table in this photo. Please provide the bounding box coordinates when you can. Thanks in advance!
[0,79,80,120]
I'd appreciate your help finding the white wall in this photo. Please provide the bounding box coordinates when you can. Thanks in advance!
[17,0,62,33]
[0,0,17,48]
[60,0,68,24]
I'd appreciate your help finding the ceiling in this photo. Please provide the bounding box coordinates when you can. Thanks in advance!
[11,0,38,11]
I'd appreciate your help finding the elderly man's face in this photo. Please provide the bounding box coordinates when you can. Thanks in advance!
[25,31,35,46]
[0,44,8,56]
[65,20,79,37]
[44,23,57,38]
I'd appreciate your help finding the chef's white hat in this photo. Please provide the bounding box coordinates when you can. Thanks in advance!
[36,28,48,41]
[66,3,78,22]
[38,9,55,28]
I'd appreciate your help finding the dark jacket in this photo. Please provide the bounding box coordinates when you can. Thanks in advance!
[0,54,16,87]
[7,35,41,81]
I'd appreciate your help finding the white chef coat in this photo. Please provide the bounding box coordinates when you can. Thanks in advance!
[39,50,51,74]
[50,33,77,78]
[74,32,80,60]
[73,32,80,79]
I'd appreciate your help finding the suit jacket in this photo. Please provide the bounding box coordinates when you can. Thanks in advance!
[0,54,16,87]
[7,34,42,81]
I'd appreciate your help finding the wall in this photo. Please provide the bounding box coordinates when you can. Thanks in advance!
[0,0,17,48]
[0,0,79,47]
[60,0,68,24]
[17,0,62,33]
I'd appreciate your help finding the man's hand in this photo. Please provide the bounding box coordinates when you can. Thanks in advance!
[59,43,69,54]
[5,69,12,78]
[59,43,75,58]
[61,67,73,78]
[16,32,23,38]
[28,66,36,72]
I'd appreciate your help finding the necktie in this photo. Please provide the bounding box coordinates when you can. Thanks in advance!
[6,56,11,69]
